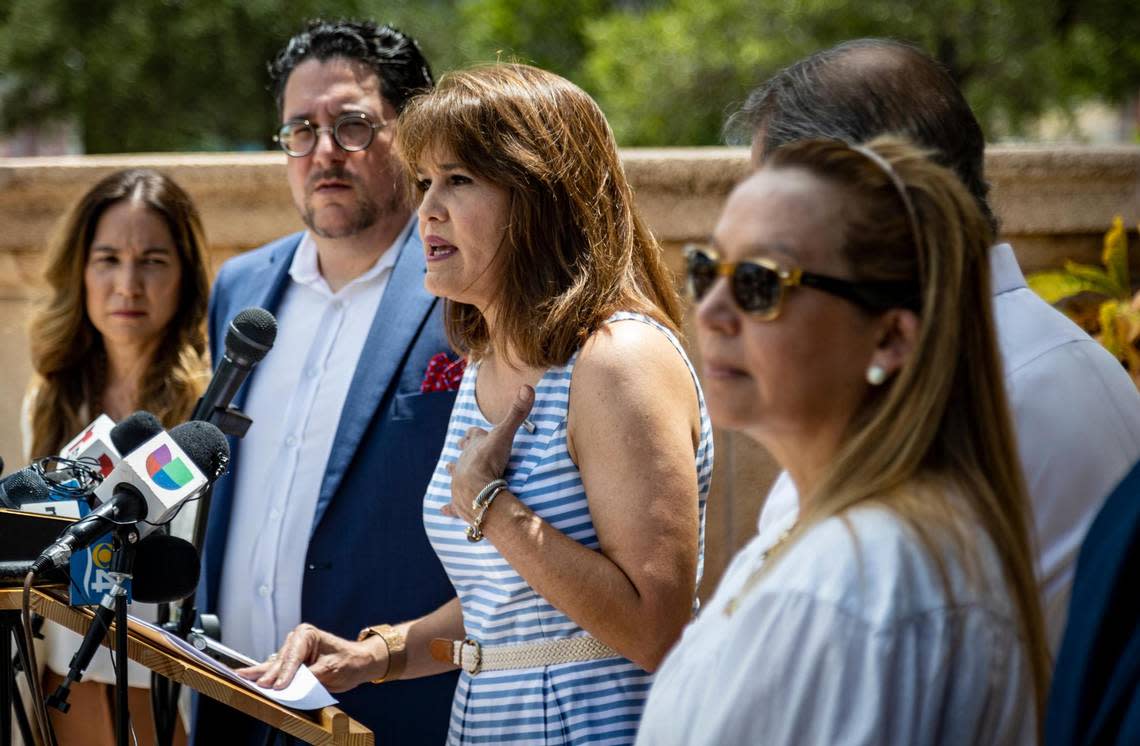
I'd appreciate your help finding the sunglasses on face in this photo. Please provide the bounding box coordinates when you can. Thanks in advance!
[684,245,920,320]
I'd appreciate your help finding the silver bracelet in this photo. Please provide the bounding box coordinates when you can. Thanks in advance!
[467,479,509,542]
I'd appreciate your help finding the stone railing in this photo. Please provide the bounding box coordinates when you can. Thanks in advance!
[2,146,1138,594]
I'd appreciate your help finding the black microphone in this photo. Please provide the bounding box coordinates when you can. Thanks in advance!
[0,534,198,596]
[32,484,147,573]
[110,411,164,455]
[167,421,231,485]
[191,307,277,425]
[0,468,52,509]
[131,534,201,603]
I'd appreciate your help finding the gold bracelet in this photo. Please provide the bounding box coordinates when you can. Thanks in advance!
[357,624,407,684]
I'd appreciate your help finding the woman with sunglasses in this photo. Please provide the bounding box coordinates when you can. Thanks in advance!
[242,63,713,745]
[636,137,1050,744]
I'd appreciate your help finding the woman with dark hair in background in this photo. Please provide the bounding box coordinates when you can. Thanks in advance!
[244,63,713,744]
[636,137,1050,744]
[21,167,211,745]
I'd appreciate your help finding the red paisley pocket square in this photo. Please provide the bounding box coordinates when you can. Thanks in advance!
[421,352,467,392]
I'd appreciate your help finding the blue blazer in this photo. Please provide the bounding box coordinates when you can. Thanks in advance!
[1046,457,1140,745]
[192,228,459,745]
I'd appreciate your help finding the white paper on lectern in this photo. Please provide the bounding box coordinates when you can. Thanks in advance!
[129,615,337,710]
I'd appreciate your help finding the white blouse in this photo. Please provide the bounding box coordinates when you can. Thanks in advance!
[637,505,1036,745]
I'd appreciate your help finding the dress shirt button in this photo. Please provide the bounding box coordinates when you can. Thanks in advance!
[269,508,282,521]
[332,299,344,311]
[258,584,271,598]
[285,435,298,447]
[306,367,319,379]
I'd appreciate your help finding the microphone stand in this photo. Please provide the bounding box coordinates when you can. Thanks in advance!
[1,611,38,746]
[45,524,138,746]
[153,405,248,746]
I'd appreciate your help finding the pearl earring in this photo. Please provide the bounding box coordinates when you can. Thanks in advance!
[866,365,888,386]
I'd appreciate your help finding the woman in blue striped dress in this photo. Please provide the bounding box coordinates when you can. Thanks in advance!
[248,63,713,745]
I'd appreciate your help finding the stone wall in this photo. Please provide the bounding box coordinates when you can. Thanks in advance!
[2,146,1138,596]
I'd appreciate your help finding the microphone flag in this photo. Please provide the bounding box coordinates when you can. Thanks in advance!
[92,430,207,532]
[59,414,120,477]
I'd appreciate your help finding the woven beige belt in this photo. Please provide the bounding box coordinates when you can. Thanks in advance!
[429,635,619,675]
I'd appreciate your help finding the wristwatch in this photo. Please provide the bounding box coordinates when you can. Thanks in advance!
[357,624,407,684]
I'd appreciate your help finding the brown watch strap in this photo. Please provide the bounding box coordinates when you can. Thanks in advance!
[429,638,454,665]
[357,624,407,684]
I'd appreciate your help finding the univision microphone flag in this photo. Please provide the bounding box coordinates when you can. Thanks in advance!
[92,431,207,531]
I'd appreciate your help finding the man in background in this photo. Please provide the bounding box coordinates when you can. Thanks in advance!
[732,37,1140,652]
[194,19,458,744]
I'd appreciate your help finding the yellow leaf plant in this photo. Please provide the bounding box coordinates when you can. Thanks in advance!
[1027,216,1140,385]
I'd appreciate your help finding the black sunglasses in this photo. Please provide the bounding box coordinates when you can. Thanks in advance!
[684,245,920,320]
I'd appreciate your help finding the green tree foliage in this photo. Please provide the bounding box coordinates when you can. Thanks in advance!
[581,0,1140,145]
[0,0,1136,151]
[0,0,469,153]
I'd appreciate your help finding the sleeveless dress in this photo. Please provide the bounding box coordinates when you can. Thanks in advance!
[424,312,714,745]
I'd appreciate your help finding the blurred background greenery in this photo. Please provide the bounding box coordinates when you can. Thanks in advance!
[1,0,1138,153]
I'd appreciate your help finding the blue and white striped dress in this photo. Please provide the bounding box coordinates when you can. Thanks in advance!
[424,312,714,745]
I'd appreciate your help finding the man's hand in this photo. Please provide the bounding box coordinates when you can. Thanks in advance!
[236,623,387,693]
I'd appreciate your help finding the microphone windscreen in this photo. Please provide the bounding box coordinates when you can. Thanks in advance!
[226,307,277,364]
[0,468,52,508]
[168,421,230,481]
[131,534,201,603]
[110,411,164,455]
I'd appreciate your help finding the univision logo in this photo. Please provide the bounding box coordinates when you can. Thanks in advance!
[146,444,194,490]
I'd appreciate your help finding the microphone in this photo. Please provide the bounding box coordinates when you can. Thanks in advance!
[192,307,277,426]
[90,421,229,537]
[33,412,164,517]
[0,468,52,509]
[0,533,198,597]
[34,422,228,571]
[32,484,148,573]
[109,411,164,456]
[131,534,201,603]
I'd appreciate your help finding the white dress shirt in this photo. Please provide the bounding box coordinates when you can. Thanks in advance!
[217,224,405,661]
[639,505,1036,745]
[756,243,1140,652]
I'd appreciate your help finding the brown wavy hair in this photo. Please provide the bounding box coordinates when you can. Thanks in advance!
[27,169,210,458]
[395,63,682,367]
[758,137,1050,734]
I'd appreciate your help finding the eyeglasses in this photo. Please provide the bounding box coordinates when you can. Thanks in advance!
[684,245,920,320]
[274,113,387,157]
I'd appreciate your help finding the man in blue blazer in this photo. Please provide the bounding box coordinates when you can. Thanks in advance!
[192,20,459,744]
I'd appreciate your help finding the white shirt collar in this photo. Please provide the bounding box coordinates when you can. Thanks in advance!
[989,242,1027,296]
[288,219,410,297]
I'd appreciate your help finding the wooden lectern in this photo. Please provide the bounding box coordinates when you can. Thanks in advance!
[0,587,373,746]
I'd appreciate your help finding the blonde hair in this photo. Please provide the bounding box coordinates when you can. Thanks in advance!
[396,63,682,366]
[28,169,210,457]
[764,137,1050,728]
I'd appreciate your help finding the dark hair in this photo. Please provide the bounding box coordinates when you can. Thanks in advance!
[269,19,433,112]
[727,38,996,232]
[396,64,682,367]
[28,168,210,458]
